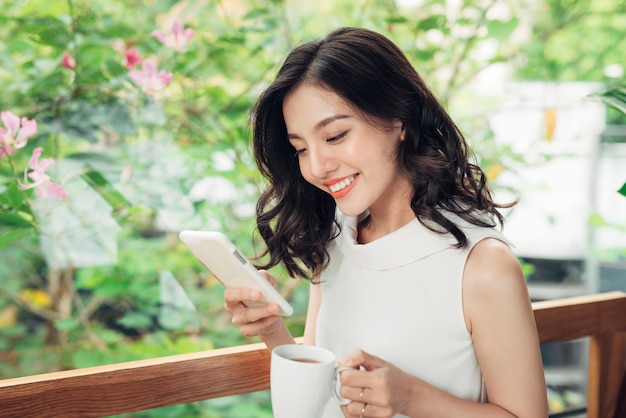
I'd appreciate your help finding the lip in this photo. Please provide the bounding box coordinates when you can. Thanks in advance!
[322,174,358,199]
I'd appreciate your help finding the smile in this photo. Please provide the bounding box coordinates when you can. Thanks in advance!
[328,176,355,193]
[325,175,357,198]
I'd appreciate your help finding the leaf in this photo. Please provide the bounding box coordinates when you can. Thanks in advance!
[4,181,28,210]
[65,152,118,164]
[598,88,626,115]
[60,99,136,142]
[92,100,136,137]
[71,348,105,369]
[417,15,446,31]
[243,7,270,20]
[0,228,33,249]
[487,17,520,40]
[19,16,71,48]
[80,170,130,212]
[93,279,128,298]
[100,23,137,39]
[414,48,436,61]
[619,182,626,197]
[0,213,34,227]
[158,271,199,331]
[34,160,122,270]
[54,318,79,332]
[117,312,152,329]
[385,16,409,24]
[588,213,606,227]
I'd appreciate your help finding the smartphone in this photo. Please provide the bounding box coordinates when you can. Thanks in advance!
[179,230,293,316]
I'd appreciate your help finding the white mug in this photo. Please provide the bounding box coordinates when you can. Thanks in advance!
[270,344,351,418]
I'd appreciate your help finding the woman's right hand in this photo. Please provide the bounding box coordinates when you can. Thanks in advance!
[223,270,285,337]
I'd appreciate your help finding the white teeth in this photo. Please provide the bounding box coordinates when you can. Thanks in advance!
[329,176,355,193]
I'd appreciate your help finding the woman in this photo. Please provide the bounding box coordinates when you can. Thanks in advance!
[224,27,548,417]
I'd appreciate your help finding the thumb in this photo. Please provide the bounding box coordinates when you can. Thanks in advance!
[340,349,385,371]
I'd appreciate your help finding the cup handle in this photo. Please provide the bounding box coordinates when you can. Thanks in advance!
[333,366,353,405]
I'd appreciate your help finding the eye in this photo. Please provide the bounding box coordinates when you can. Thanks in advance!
[327,130,349,143]
[293,148,306,158]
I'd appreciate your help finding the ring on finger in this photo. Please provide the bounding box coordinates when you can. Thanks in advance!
[360,402,367,418]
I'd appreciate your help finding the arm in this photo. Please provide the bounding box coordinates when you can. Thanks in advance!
[302,280,321,345]
[338,238,548,417]
[462,238,548,416]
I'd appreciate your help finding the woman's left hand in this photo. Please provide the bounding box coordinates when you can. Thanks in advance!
[338,349,416,418]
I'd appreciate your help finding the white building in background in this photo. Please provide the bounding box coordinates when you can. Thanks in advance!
[488,82,626,298]
[484,81,626,397]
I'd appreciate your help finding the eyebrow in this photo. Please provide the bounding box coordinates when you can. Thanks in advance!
[287,114,352,139]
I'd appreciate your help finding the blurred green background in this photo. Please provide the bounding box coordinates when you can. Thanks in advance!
[0,0,624,416]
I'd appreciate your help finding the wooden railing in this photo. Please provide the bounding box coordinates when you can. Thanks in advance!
[1,291,625,418]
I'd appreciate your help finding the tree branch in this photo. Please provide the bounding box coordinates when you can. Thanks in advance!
[441,0,498,104]
[0,286,60,322]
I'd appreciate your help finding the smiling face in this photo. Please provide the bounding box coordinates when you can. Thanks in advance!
[283,83,413,218]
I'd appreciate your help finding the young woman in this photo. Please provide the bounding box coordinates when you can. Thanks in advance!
[224,27,548,417]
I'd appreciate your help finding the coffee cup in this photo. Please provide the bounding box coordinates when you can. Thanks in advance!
[270,344,350,418]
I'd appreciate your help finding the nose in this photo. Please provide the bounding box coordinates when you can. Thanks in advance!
[307,144,338,179]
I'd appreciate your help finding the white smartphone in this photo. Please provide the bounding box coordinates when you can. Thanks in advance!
[179,230,293,316]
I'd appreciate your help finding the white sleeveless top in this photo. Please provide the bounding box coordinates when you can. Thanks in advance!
[316,211,510,417]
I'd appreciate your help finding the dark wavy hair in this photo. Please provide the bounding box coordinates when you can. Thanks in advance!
[252,27,512,281]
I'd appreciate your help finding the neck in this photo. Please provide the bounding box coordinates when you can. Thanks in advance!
[357,173,415,244]
[357,204,415,244]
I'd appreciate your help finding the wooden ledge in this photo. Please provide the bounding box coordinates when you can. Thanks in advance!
[532,291,626,342]
[0,342,271,417]
[0,292,625,418]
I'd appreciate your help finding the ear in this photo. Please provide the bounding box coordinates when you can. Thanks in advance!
[399,124,406,141]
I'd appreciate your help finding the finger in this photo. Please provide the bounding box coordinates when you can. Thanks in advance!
[231,303,279,326]
[224,287,261,305]
[236,314,282,336]
[258,270,278,289]
[339,349,366,367]
[339,385,370,403]
[339,368,371,392]
[342,401,376,418]
[340,403,362,418]
[342,349,385,372]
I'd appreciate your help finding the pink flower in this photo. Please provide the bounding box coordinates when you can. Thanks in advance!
[128,59,173,101]
[123,48,142,69]
[0,111,38,157]
[18,147,68,200]
[62,50,76,70]
[152,20,194,51]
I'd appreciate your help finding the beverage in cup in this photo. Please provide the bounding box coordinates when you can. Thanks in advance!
[270,344,351,418]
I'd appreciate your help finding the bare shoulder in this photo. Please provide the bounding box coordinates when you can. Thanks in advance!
[462,237,530,332]
[466,237,521,278]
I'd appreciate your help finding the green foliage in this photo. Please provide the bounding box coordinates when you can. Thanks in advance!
[595,86,626,198]
[516,0,626,82]
[597,86,626,116]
